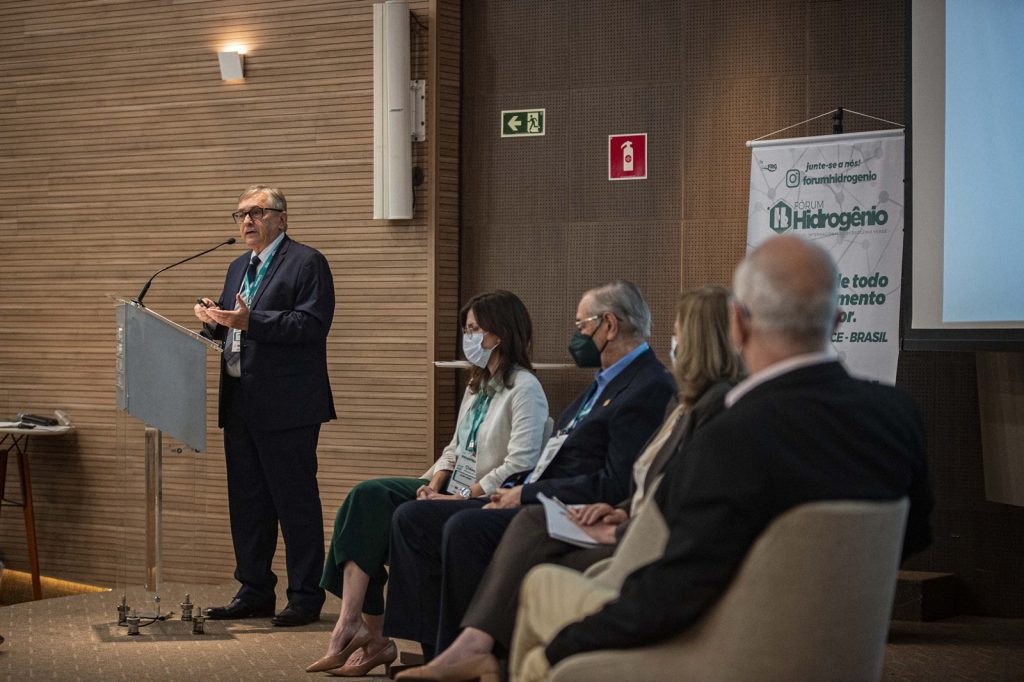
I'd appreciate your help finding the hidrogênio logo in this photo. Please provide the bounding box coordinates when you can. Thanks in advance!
[785,169,801,188]
[767,200,889,233]
[769,200,793,234]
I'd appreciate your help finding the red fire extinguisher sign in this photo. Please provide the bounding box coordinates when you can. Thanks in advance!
[608,133,647,180]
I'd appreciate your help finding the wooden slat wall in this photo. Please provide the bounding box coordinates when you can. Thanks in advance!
[0,0,460,589]
[428,0,461,454]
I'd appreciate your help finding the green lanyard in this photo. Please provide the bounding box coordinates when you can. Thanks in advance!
[559,381,599,435]
[240,240,283,304]
[463,392,493,453]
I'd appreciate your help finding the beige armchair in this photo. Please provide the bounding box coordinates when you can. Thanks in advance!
[547,498,909,682]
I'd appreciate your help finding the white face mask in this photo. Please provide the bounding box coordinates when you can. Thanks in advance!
[670,336,679,366]
[463,332,493,368]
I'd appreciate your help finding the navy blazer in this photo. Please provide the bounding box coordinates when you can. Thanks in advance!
[520,348,676,506]
[214,235,336,432]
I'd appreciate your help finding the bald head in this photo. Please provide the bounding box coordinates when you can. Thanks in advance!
[733,236,839,354]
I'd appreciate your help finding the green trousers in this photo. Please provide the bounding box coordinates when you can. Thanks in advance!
[320,476,428,615]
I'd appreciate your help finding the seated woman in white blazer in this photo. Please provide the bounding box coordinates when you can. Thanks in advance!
[307,290,550,677]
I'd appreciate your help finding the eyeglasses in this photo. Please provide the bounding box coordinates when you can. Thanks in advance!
[574,314,604,332]
[232,206,284,224]
[462,324,487,335]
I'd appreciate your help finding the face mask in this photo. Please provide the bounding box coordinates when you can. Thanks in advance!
[670,336,679,366]
[463,332,493,368]
[568,318,607,368]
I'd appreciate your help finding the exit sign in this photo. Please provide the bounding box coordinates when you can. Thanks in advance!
[501,109,545,137]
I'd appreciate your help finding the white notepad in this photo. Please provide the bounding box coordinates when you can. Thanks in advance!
[537,493,600,548]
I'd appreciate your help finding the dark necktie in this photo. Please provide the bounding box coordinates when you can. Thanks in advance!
[246,255,260,289]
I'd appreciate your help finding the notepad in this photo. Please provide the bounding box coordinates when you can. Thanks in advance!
[537,493,600,548]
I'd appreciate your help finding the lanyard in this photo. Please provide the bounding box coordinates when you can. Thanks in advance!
[462,392,493,453]
[560,381,599,435]
[239,241,283,304]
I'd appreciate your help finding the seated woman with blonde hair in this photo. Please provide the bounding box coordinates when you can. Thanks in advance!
[306,290,549,677]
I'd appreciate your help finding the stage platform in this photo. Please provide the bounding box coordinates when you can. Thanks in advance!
[1,581,1022,680]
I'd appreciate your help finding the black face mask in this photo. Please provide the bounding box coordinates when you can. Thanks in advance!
[568,318,607,368]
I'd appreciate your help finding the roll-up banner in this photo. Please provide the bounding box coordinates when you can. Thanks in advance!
[747,129,904,384]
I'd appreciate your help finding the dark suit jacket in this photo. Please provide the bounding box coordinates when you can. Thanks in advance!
[521,347,676,505]
[546,360,933,664]
[613,379,731,540]
[214,235,336,432]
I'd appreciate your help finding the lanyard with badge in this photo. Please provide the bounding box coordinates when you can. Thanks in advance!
[447,391,494,497]
[230,241,282,353]
[526,381,601,484]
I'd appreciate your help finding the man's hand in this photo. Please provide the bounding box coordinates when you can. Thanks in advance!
[483,485,522,509]
[194,297,218,325]
[205,293,251,331]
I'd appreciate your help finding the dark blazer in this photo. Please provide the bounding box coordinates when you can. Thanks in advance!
[214,235,336,431]
[521,347,676,505]
[613,379,731,540]
[546,361,933,664]
[629,380,731,504]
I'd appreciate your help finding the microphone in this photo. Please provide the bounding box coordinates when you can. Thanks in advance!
[136,238,237,305]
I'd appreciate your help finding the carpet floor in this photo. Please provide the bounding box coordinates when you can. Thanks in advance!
[1,582,1022,680]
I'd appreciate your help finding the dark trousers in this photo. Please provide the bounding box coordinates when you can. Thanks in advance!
[461,504,615,650]
[223,377,326,614]
[383,499,519,655]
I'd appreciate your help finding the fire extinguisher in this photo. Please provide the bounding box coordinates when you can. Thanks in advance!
[621,140,634,173]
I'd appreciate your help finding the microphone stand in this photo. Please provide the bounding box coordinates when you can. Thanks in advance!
[136,238,236,306]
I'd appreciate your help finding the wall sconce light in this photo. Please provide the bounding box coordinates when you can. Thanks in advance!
[218,51,244,81]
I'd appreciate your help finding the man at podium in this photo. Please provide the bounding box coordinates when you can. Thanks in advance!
[194,184,335,627]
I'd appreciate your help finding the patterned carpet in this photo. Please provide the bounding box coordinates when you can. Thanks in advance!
[0,582,1022,680]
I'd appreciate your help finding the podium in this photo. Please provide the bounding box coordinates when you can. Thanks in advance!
[113,298,221,597]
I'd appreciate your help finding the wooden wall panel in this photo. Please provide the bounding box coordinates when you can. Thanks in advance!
[0,0,460,590]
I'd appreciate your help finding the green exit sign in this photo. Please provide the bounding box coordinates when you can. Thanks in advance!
[501,109,545,137]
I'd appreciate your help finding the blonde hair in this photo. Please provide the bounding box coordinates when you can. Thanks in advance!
[674,286,743,408]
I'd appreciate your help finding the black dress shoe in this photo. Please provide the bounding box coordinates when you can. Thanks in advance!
[204,597,276,620]
[270,603,320,627]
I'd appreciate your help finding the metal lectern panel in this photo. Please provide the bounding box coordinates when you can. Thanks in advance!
[116,302,209,451]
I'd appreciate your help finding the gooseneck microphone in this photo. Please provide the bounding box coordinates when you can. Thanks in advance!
[136,238,237,305]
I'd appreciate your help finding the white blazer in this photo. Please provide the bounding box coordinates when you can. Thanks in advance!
[424,366,550,494]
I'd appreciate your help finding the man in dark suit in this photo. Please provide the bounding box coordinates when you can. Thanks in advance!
[381,281,676,658]
[194,185,335,627]
[416,380,732,671]
[506,236,933,681]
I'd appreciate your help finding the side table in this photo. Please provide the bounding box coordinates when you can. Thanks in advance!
[0,422,74,600]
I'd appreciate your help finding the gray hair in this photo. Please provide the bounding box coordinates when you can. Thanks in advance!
[239,185,288,212]
[585,280,652,339]
[732,237,838,351]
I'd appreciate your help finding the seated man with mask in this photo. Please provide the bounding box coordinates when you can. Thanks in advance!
[381,281,676,661]
[508,236,933,681]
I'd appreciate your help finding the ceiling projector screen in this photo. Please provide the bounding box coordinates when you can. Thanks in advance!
[906,0,1024,350]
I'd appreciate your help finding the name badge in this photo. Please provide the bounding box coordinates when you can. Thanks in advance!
[448,450,477,497]
[231,328,242,352]
[526,433,569,483]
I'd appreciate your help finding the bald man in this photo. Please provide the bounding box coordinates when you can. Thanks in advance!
[507,236,933,681]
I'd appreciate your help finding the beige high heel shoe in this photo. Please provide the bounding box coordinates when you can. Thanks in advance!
[393,653,500,682]
[326,639,398,677]
[305,624,372,673]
